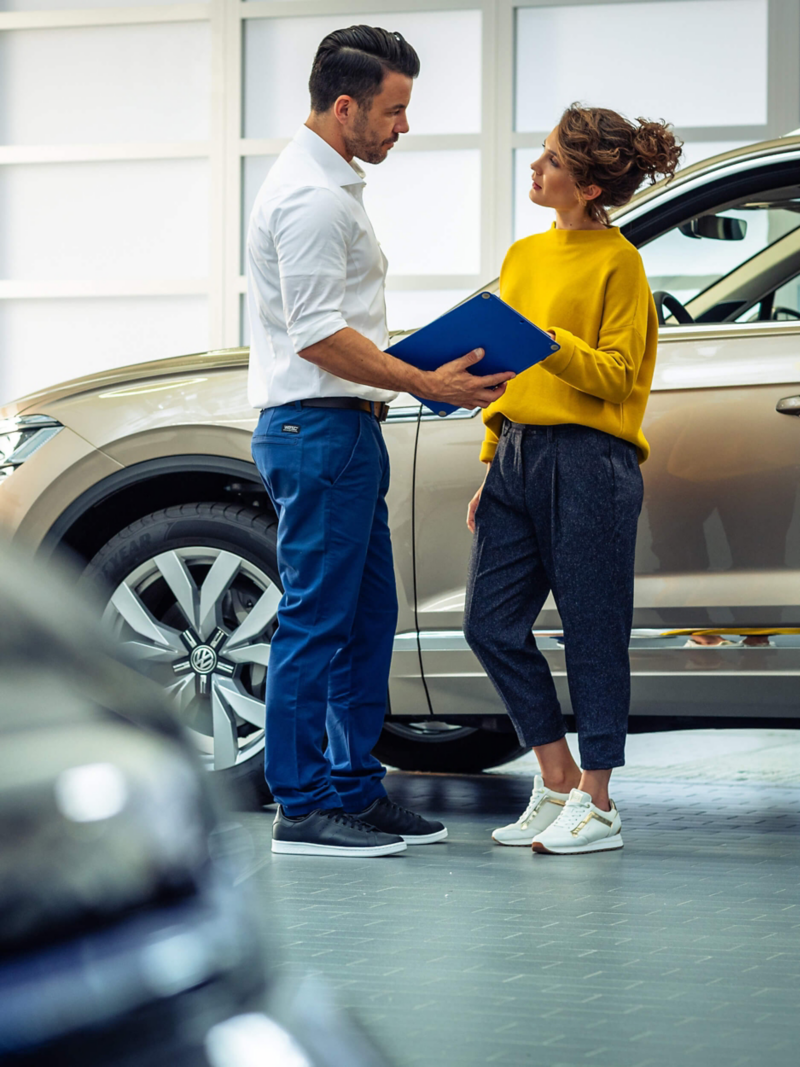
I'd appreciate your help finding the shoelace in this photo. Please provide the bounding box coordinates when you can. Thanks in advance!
[550,800,590,831]
[516,784,547,825]
[375,797,422,824]
[325,809,378,833]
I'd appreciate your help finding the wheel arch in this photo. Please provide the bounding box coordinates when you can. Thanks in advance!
[41,455,275,566]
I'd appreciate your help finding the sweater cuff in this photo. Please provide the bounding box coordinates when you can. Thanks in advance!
[479,439,497,463]
[540,327,575,377]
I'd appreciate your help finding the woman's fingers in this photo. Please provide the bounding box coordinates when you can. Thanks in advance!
[466,490,481,532]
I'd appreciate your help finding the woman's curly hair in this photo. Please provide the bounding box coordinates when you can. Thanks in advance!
[556,103,683,225]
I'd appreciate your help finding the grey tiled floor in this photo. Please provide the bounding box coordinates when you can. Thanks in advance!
[235,748,800,1067]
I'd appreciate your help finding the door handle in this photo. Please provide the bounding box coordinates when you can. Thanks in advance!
[776,395,800,416]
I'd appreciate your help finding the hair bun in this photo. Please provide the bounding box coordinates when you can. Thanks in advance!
[632,119,682,182]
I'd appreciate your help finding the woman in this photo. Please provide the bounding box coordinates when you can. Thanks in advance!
[464,104,681,855]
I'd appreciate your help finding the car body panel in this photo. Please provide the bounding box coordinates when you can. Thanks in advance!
[0,428,123,548]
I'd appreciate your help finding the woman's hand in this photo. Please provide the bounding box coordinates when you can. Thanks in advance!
[467,464,491,533]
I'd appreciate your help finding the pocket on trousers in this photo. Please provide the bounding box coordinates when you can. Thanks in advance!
[324,415,364,488]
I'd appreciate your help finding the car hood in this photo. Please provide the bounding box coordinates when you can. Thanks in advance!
[1,348,250,420]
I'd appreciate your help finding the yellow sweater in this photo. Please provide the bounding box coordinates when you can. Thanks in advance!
[480,223,658,463]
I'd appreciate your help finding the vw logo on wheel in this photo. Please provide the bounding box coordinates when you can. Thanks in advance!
[190,645,218,675]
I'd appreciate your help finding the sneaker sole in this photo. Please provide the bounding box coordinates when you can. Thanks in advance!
[532,834,623,855]
[271,839,407,857]
[492,833,535,846]
[402,827,448,845]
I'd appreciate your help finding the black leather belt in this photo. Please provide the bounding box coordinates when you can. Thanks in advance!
[300,397,389,422]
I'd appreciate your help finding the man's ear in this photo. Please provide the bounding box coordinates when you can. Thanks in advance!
[581,184,603,203]
[333,94,355,126]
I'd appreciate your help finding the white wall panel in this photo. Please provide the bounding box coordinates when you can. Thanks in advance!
[241,155,277,271]
[385,288,472,332]
[516,0,768,131]
[678,141,752,170]
[0,159,209,280]
[363,150,481,275]
[0,22,211,144]
[0,296,208,404]
[243,10,481,138]
[0,0,205,9]
[513,148,558,241]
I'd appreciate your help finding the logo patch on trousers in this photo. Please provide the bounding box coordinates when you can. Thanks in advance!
[281,424,301,434]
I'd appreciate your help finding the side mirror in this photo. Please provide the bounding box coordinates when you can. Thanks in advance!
[679,215,747,241]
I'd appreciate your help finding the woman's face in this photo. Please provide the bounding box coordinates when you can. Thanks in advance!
[529,129,582,212]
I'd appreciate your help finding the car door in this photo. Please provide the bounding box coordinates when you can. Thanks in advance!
[413,152,800,721]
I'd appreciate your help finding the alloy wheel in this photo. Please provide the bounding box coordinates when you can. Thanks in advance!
[102,547,279,771]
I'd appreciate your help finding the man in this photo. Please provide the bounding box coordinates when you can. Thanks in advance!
[247,25,513,857]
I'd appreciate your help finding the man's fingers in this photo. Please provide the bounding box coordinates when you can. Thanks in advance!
[451,347,484,368]
[472,383,509,408]
[473,370,516,387]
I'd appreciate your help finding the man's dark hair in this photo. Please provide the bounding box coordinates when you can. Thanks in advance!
[309,25,420,114]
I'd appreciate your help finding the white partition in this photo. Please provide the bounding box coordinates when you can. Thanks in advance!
[0,22,211,145]
[516,0,768,131]
[0,0,206,8]
[0,296,208,402]
[363,149,481,276]
[243,10,481,139]
[0,159,209,280]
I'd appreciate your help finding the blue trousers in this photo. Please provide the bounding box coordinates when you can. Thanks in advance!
[464,422,644,770]
[251,403,398,816]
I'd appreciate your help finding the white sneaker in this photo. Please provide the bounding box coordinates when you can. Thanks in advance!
[492,775,570,846]
[531,788,623,855]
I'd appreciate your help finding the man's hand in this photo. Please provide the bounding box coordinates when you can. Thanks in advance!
[299,331,514,407]
[424,349,514,410]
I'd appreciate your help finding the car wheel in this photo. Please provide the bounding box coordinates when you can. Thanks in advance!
[81,503,279,808]
[373,721,525,773]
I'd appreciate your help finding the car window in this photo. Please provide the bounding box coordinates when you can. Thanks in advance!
[734,272,800,322]
[640,201,800,308]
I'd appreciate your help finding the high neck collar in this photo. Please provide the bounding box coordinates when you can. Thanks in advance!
[546,222,621,241]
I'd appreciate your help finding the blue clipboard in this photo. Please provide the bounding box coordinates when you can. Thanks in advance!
[386,291,560,416]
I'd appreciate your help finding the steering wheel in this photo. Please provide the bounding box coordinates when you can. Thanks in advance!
[652,290,694,326]
[770,306,800,321]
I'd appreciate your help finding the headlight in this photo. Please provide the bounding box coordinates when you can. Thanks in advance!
[0,415,63,478]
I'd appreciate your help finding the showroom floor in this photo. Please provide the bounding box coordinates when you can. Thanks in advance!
[233,731,800,1067]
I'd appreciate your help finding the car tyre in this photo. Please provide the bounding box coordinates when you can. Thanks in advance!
[81,502,279,809]
[373,722,526,773]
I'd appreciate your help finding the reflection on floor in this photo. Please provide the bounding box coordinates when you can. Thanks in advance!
[235,743,800,1067]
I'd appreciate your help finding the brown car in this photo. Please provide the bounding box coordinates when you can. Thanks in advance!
[2,135,799,801]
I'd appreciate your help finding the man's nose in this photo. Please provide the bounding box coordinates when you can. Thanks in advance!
[395,116,410,135]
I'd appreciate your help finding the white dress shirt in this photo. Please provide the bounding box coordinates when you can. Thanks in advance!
[246,125,397,409]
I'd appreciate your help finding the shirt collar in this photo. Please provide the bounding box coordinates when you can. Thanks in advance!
[294,124,366,188]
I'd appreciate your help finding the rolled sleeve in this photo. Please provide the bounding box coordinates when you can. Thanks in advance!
[271,186,351,354]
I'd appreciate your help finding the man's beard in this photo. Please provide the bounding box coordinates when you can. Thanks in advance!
[344,109,394,165]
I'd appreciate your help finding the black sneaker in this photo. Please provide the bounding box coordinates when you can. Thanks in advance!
[353,796,448,844]
[271,806,407,857]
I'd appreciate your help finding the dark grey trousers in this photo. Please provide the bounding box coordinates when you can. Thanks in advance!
[464,421,644,769]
